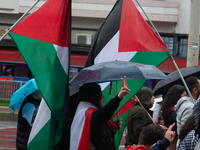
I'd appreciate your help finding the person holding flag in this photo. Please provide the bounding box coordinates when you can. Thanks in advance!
[125,87,155,146]
[70,76,130,150]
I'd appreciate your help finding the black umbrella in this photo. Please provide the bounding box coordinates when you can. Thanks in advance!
[153,66,200,97]
[70,60,169,85]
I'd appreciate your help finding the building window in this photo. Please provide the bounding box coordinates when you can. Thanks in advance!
[162,36,174,55]
[13,64,30,77]
[162,35,188,58]
[175,38,188,58]
[1,64,13,76]
[69,67,79,81]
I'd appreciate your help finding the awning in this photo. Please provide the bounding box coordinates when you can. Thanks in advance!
[0,49,87,66]
[70,52,87,66]
[0,49,25,63]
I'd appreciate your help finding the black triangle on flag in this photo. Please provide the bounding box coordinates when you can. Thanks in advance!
[85,0,123,67]
[85,0,169,68]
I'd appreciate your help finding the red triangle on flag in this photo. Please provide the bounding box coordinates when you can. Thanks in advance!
[11,0,70,47]
[118,0,168,52]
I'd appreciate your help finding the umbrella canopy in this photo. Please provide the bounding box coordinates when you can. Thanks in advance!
[70,60,169,85]
[9,78,38,111]
[153,66,200,97]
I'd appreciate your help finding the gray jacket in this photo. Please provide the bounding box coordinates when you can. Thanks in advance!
[175,96,196,135]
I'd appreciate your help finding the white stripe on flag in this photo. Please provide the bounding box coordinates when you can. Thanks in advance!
[54,45,69,74]
[70,102,97,150]
[95,31,136,90]
[28,98,51,144]
[94,31,136,64]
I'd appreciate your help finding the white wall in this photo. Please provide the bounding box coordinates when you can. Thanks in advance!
[72,17,104,29]
[174,0,191,34]
[1,0,199,36]
[0,0,19,14]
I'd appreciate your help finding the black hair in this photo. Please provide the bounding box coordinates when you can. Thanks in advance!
[138,124,165,146]
[78,83,102,109]
[161,85,185,117]
[78,83,105,142]
[186,76,200,94]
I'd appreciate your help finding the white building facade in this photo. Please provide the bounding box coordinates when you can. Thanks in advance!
[0,0,199,77]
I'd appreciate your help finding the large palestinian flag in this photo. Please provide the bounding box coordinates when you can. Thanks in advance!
[9,0,71,149]
[85,0,170,148]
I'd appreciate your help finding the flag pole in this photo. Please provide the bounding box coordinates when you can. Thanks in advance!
[135,0,193,100]
[116,80,120,137]
[0,0,40,42]
[116,81,119,119]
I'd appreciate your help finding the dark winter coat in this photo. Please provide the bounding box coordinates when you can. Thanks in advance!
[16,96,40,150]
[90,96,122,150]
[125,87,154,146]
[163,109,177,133]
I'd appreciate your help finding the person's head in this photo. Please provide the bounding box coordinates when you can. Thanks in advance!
[179,115,195,140]
[78,83,103,109]
[186,76,200,100]
[138,124,165,150]
[136,87,155,109]
[161,84,186,116]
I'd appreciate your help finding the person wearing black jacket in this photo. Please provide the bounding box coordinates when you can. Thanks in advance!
[70,76,130,150]
[16,91,41,150]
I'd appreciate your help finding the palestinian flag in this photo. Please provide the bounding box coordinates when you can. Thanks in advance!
[85,0,170,148]
[70,101,97,150]
[9,0,71,149]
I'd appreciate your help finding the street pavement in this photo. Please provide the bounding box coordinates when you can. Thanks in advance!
[0,106,17,150]
[0,121,17,150]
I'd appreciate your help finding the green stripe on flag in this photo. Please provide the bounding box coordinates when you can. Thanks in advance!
[27,116,57,149]
[113,109,131,149]
[130,51,170,66]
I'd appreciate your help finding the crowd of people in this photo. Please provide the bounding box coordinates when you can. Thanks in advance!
[14,75,200,150]
[128,76,200,150]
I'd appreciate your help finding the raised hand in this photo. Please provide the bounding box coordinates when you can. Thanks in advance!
[118,76,130,99]
[165,123,176,142]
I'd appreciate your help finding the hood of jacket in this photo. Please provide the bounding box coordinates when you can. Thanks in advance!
[174,96,196,112]
[136,87,154,110]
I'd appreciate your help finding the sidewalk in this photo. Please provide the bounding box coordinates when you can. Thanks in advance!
[0,107,17,150]
[0,121,17,150]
